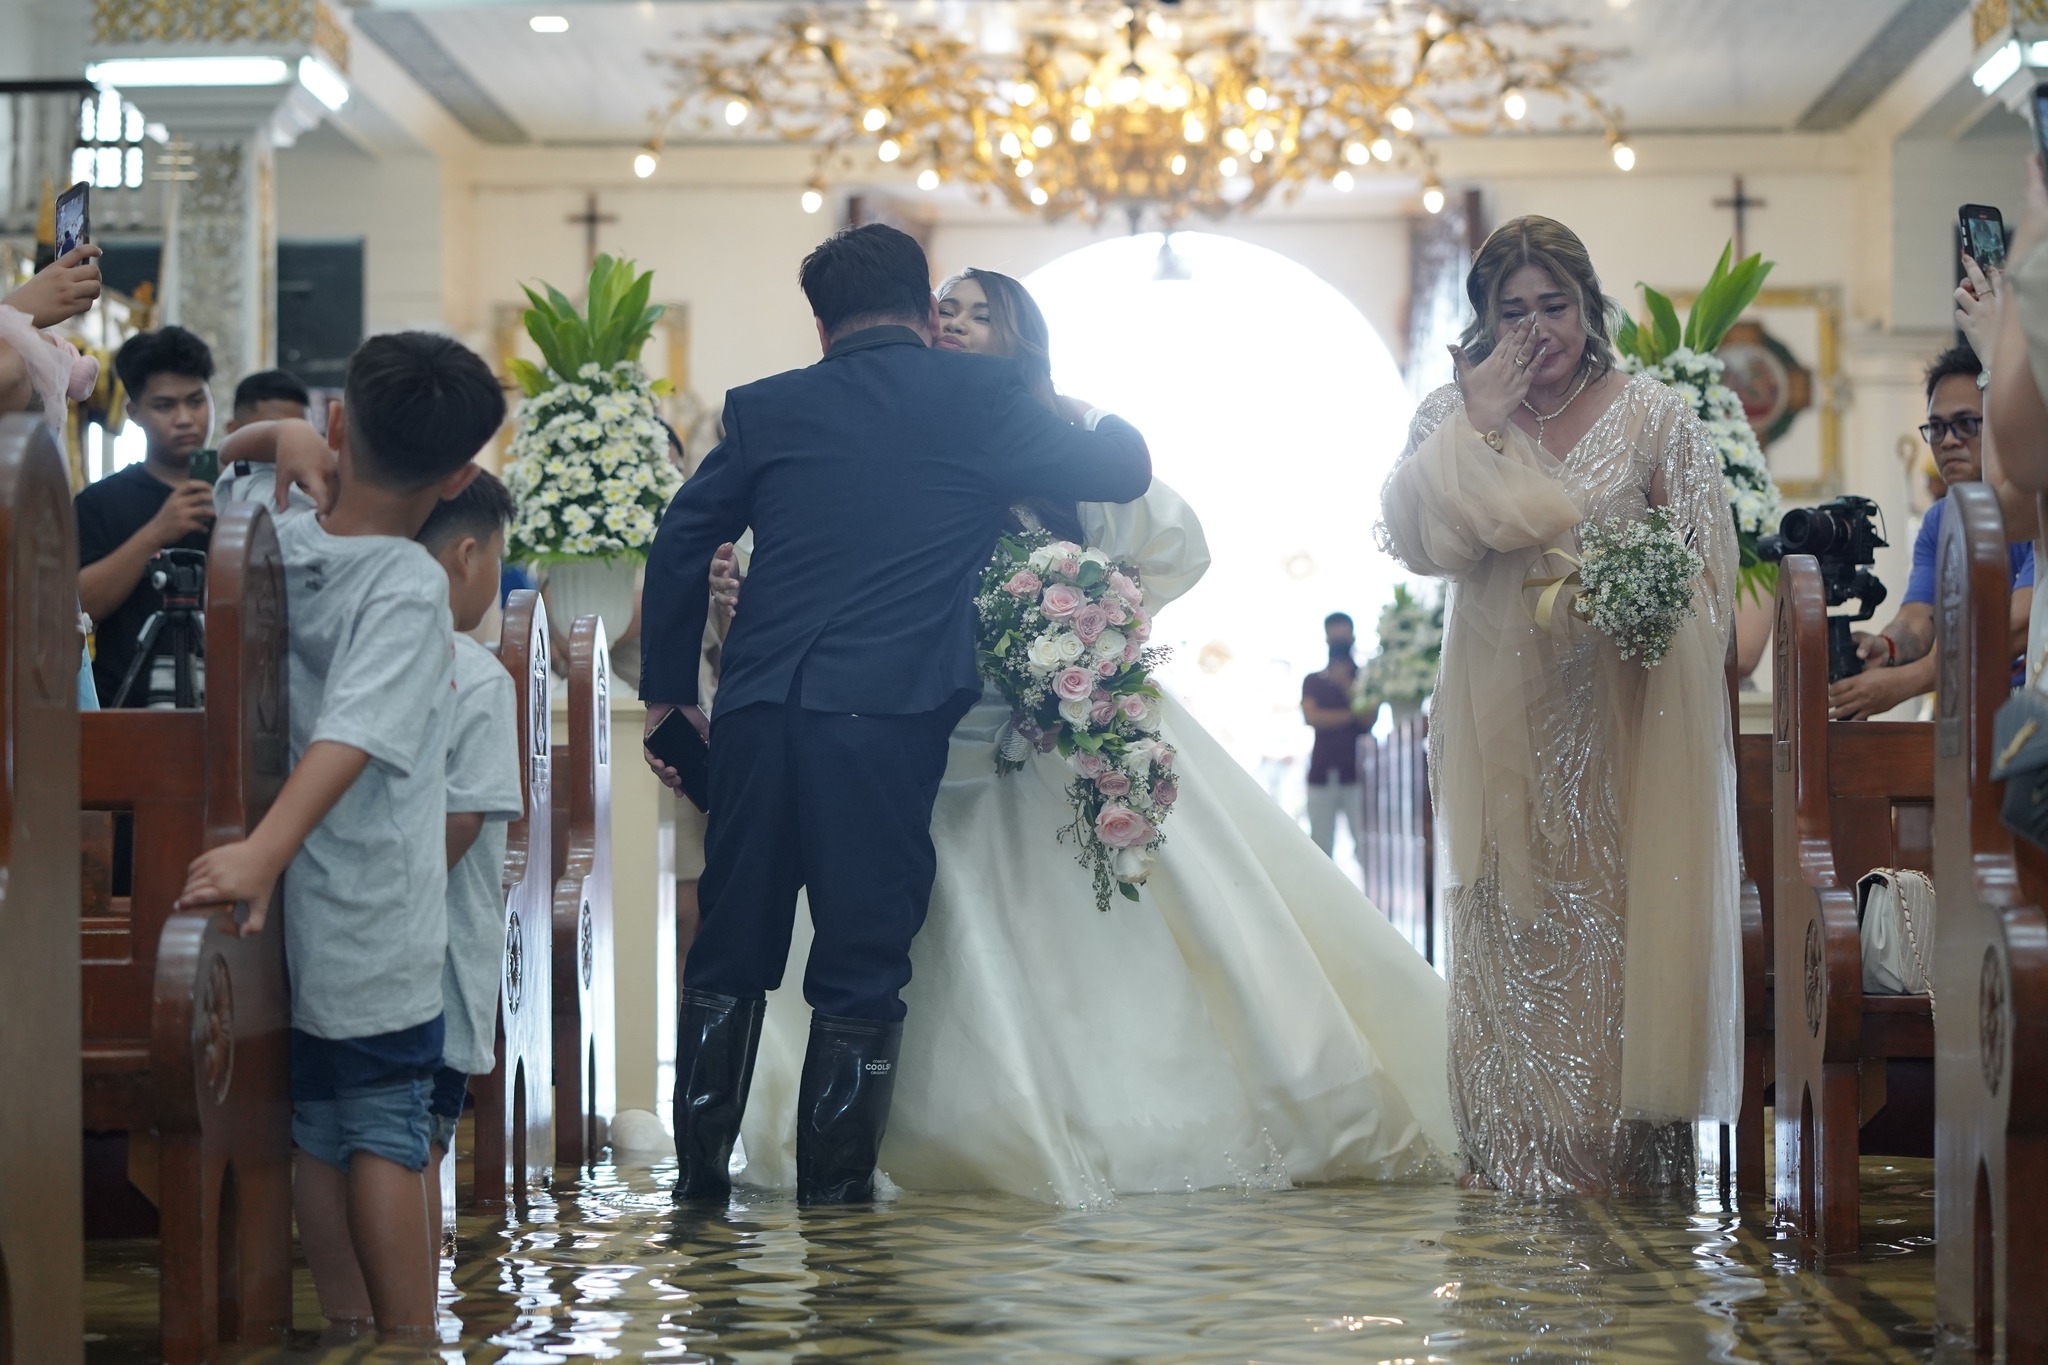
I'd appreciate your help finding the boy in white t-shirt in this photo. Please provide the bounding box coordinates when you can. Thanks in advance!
[176,333,505,1345]
[413,471,525,1261]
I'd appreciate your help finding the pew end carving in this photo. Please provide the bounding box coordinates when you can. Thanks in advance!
[552,615,615,1168]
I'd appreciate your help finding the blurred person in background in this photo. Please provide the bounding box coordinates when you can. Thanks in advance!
[1301,612,1365,856]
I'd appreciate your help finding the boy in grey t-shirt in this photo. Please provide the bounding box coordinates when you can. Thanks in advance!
[176,333,507,1345]
[414,471,525,1255]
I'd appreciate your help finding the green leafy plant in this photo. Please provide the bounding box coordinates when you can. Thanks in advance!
[1613,243,1774,367]
[507,253,670,398]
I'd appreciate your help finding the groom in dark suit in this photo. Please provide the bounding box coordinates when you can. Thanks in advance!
[640,224,1151,1204]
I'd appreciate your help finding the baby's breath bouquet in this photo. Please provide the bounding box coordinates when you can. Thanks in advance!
[503,255,682,565]
[1573,508,1704,666]
[1614,244,1782,603]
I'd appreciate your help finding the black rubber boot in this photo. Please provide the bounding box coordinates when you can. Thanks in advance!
[672,988,766,1203]
[795,1013,904,1205]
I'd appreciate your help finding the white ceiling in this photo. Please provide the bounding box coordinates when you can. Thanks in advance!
[351,0,1936,146]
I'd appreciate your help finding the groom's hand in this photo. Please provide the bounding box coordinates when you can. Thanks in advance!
[642,702,710,795]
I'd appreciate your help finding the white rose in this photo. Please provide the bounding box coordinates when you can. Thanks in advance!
[1093,628,1126,660]
[1058,696,1091,726]
[1053,632,1087,662]
[1026,635,1063,671]
[1112,847,1152,884]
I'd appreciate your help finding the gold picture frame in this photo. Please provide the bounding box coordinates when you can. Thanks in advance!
[1663,285,1841,499]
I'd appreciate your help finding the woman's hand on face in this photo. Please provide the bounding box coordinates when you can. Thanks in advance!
[1957,252,2005,368]
[1451,315,1547,438]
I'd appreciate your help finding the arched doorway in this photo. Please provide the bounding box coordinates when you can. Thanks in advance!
[1026,232,1411,862]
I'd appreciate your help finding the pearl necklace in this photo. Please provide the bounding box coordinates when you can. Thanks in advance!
[1522,367,1592,449]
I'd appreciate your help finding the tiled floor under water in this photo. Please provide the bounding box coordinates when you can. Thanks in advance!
[84,1155,1940,1363]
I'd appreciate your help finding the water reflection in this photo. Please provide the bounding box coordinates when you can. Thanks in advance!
[83,1158,1939,1363]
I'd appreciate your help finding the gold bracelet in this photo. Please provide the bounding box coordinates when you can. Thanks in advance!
[1483,429,1505,453]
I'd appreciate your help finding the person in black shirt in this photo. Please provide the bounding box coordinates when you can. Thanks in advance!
[77,326,216,705]
[1301,612,1365,857]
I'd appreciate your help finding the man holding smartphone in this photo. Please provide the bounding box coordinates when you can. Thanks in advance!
[75,325,217,706]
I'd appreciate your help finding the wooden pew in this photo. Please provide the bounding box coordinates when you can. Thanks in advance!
[1773,553,1935,1257]
[0,417,83,1365]
[550,615,615,1168]
[78,502,291,1363]
[1356,711,1435,962]
[1932,481,2048,1359]
[466,588,554,1204]
[1734,654,1774,1204]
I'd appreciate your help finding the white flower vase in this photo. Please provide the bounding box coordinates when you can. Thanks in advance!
[543,558,637,665]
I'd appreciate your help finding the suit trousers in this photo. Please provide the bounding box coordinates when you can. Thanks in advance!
[684,691,971,1021]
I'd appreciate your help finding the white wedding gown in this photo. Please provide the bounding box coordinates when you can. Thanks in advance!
[732,481,1456,1206]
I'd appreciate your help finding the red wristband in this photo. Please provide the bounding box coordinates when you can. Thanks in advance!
[1883,635,1897,665]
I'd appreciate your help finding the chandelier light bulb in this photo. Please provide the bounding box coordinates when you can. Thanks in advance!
[1071,119,1092,142]
[632,150,658,179]
[1424,9,1449,38]
[878,138,901,162]
[1183,117,1205,143]
[917,168,940,190]
[1029,185,1050,205]
[1032,124,1056,148]
[862,107,889,132]
[803,24,824,43]
[1422,181,1446,214]
[1389,104,1415,132]
[1246,86,1269,110]
[724,99,749,127]
[1013,81,1039,107]
[1084,86,1103,109]
[1111,70,1142,105]
[1252,128,1276,153]
[1502,87,1527,121]
[1220,156,1239,177]
[1344,141,1369,165]
[801,188,824,214]
[1170,153,1187,175]
[1333,169,1355,192]
[1016,158,1034,177]
[1223,126,1250,153]
[999,131,1023,158]
[1611,139,1636,171]
[1371,137,1393,162]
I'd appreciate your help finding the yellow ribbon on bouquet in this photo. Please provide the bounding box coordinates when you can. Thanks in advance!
[1525,545,1592,632]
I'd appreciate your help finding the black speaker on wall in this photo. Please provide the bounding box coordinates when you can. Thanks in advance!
[277,238,364,387]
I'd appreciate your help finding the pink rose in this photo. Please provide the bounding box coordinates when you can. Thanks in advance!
[1094,803,1155,850]
[1072,602,1110,644]
[1052,667,1095,702]
[1091,695,1117,725]
[1105,598,1130,626]
[1155,743,1176,769]
[1071,750,1109,778]
[1095,769,1132,797]
[1096,656,1121,678]
[1041,583,1085,619]
[1123,640,1141,664]
[1049,540,1084,558]
[1129,614,1151,644]
[1152,777,1178,807]
[1118,694,1150,724]
[1003,569,1042,597]
[1108,570,1143,606]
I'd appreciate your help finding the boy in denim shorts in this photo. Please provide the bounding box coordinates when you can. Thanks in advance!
[178,333,506,1344]
[415,472,524,1257]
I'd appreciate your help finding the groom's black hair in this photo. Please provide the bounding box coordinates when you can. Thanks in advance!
[800,224,933,338]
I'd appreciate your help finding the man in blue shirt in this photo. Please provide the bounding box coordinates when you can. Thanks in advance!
[1831,343,2033,718]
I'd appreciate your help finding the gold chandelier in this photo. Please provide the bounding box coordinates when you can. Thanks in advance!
[649,2,1630,226]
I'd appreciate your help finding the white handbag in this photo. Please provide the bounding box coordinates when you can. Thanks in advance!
[1856,868,1934,998]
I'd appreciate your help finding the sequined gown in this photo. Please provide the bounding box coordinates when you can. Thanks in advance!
[1378,375,1741,1197]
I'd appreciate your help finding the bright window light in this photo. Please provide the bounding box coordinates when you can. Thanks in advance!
[529,15,569,33]
[1975,40,2021,93]
[87,57,290,88]
[297,56,349,111]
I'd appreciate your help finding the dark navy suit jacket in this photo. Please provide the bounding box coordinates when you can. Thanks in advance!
[639,326,1152,716]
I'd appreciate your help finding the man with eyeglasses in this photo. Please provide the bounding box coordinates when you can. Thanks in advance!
[1830,342,2034,719]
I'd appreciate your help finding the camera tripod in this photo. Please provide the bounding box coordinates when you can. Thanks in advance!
[111,549,207,709]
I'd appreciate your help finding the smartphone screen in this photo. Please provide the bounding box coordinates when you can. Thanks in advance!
[53,181,88,258]
[1962,204,2008,271]
[188,448,220,486]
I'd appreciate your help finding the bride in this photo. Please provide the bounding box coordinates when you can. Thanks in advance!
[714,269,1454,1206]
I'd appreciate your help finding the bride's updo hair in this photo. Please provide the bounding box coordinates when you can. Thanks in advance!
[937,268,1058,412]
[1458,216,1618,380]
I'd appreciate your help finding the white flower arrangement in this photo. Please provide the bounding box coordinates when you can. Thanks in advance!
[1575,507,1704,666]
[1357,582,1444,713]
[500,255,683,566]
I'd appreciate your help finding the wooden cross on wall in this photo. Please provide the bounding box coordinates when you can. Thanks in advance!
[567,192,618,272]
[1714,176,1766,259]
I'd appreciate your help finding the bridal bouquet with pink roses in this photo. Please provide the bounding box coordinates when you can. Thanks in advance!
[975,530,1177,911]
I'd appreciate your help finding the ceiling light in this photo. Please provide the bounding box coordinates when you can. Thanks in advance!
[1389,104,1415,132]
[1170,153,1187,174]
[633,150,658,178]
[86,56,290,87]
[1502,87,1527,121]
[1610,139,1635,171]
[1182,117,1205,143]
[1070,119,1092,142]
[999,131,1023,158]
[1219,156,1239,177]
[1333,170,1354,192]
[1975,40,2022,93]
[1422,181,1446,214]
[1029,185,1050,205]
[1344,141,1369,165]
[296,55,349,111]
[1246,86,1268,110]
[862,107,889,132]
[529,14,569,33]
[878,138,901,162]
[801,188,824,214]
[1015,157,1033,176]
[724,99,749,126]
[1371,137,1393,162]
[917,168,939,190]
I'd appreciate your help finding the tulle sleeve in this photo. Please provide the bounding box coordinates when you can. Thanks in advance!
[1377,383,1584,580]
[0,305,68,427]
[1079,478,1210,611]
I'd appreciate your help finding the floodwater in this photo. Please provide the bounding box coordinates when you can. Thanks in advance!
[84,1156,1939,1363]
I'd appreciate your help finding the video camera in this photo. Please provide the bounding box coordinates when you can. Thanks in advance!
[111,547,207,709]
[1756,495,1888,684]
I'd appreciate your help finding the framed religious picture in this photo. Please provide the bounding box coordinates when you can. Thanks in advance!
[1668,285,1841,498]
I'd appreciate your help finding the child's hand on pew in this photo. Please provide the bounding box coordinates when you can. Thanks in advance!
[175,838,282,935]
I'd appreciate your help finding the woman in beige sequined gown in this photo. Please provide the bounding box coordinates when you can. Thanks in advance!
[1378,217,1742,1196]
